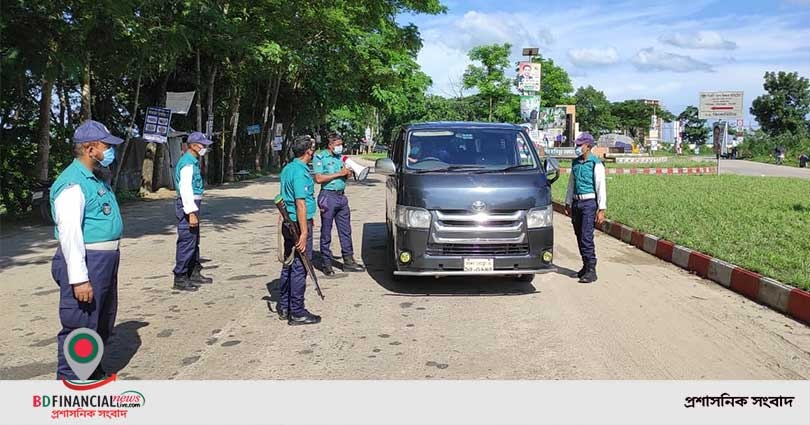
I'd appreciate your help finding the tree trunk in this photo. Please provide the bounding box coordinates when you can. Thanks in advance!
[205,65,217,183]
[266,73,282,170]
[113,66,142,190]
[80,58,91,121]
[259,78,271,171]
[35,78,54,182]
[152,73,170,190]
[252,80,261,172]
[226,83,241,182]
[488,96,493,122]
[195,49,203,132]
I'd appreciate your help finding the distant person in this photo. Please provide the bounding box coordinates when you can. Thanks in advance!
[799,152,808,168]
[564,132,606,284]
[713,125,722,160]
[779,147,786,165]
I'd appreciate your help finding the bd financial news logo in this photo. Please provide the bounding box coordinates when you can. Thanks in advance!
[32,328,146,420]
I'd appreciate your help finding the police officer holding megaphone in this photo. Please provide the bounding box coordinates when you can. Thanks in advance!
[313,133,366,276]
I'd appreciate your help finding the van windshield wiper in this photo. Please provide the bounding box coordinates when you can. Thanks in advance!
[411,165,486,174]
[472,164,536,173]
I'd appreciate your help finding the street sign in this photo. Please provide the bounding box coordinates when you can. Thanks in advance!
[698,91,744,119]
[143,106,172,143]
[272,136,283,152]
[737,119,744,128]
[246,124,261,135]
[166,91,196,115]
[274,123,283,137]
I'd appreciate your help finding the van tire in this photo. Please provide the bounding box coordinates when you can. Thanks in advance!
[386,226,402,282]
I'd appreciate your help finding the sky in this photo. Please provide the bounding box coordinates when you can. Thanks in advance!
[399,0,810,124]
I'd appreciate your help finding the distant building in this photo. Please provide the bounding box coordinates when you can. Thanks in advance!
[638,99,663,151]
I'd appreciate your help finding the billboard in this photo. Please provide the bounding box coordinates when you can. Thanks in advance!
[520,95,541,125]
[143,106,172,143]
[517,61,541,92]
[537,107,566,129]
[699,91,744,119]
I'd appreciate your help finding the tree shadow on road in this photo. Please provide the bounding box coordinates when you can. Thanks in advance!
[361,222,539,297]
[103,320,149,374]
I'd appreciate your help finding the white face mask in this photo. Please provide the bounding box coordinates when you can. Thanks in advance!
[198,147,209,156]
[333,145,344,155]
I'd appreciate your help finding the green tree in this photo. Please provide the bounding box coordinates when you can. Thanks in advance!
[532,55,574,107]
[677,105,709,145]
[750,71,810,137]
[462,43,512,122]
[574,86,616,135]
[611,100,652,142]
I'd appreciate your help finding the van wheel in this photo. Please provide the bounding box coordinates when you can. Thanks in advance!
[513,274,534,283]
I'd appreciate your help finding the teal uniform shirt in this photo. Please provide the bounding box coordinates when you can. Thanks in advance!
[50,159,123,243]
[280,158,316,221]
[312,150,346,191]
[572,155,601,195]
[174,151,204,196]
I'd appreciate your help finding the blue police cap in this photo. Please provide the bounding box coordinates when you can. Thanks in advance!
[73,120,124,145]
[575,132,595,146]
[187,131,213,146]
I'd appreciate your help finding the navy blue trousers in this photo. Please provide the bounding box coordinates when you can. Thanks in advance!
[173,198,202,277]
[318,190,354,263]
[279,220,313,315]
[571,198,598,267]
[52,248,119,380]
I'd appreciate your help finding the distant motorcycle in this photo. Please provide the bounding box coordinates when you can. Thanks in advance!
[30,180,54,224]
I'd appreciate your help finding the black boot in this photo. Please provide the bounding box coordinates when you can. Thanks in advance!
[322,261,335,276]
[189,267,213,284]
[276,305,289,320]
[288,310,321,326]
[579,264,598,284]
[342,255,366,272]
[173,275,199,291]
[576,264,587,279]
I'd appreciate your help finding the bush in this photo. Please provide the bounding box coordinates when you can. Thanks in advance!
[737,130,810,166]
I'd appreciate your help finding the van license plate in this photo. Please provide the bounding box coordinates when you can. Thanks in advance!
[464,258,493,272]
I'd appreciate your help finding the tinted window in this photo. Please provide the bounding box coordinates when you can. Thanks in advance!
[405,129,537,170]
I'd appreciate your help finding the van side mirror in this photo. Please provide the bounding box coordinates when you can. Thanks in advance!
[544,158,560,185]
[375,158,396,176]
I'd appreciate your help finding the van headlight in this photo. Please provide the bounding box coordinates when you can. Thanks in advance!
[527,206,553,228]
[396,206,431,229]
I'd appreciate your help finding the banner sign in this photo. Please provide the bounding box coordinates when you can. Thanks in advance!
[143,107,172,143]
[272,136,283,152]
[699,91,744,119]
[274,123,284,137]
[520,95,541,125]
[517,61,541,92]
[165,91,196,115]
[246,124,261,135]
[537,107,567,129]
[545,147,577,158]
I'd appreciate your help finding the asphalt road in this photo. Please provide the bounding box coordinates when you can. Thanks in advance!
[1,173,809,380]
[720,159,810,179]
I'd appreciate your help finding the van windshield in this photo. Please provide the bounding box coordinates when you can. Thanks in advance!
[405,129,538,172]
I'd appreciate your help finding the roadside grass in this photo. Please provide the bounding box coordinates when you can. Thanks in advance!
[361,153,387,161]
[551,174,810,290]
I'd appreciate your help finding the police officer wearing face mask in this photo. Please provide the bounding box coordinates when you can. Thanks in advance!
[50,120,124,380]
[313,133,365,276]
[172,132,214,291]
[564,133,607,284]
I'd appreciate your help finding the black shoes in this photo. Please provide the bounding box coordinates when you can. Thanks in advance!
[576,265,587,279]
[322,262,335,276]
[579,266,598,284]
[190,268,213,284]
[288,310,321,326]
[173,275,199,291]
[342,255,366,272]
[276,307,289,320]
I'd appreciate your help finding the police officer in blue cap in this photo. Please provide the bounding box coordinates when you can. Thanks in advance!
[50,120,124,379]
[172,132,214,291]
[564,132,607,284]
[313,133,365,275]
[276,135,321,325]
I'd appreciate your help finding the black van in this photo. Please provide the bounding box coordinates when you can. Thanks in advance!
[375,122,560,282]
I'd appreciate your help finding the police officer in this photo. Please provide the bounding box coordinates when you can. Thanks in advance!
[564,132,606,284]
[313,134,366,275]
[172,132,214,291]
[51,120,124,379]
[277,135,321,325]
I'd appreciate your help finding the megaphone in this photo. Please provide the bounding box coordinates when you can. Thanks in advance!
[342,156,370,181]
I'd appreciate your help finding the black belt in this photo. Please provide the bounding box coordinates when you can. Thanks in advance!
[322,189,344,195]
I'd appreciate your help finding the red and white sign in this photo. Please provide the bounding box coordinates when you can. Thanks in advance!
[698,91,744,119]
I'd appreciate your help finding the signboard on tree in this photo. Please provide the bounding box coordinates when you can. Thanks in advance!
[517,61,541,92]
[165,91,196,115]
[143,107,172,143]
[699,91,744,119]
[246,124,261,135]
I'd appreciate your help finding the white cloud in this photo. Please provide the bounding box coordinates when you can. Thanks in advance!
[568,47,620,66]
[632,47,715,73]
[660,31,737,50]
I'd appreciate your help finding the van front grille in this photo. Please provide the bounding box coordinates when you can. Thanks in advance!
[426,243,529,256]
